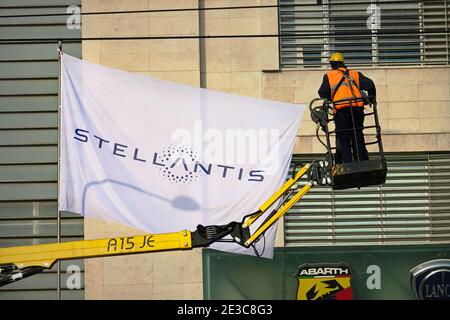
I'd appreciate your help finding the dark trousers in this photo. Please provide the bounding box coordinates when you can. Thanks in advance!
[334,107,369,164]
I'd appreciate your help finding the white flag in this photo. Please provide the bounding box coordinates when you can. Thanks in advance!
[59,54,304,257]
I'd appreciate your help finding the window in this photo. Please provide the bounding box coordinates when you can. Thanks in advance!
[279,0,450,68]
[285,152,450,246]
[0,1,83,299]
[0,203,84,299]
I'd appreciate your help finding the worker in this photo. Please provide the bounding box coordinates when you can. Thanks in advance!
[318,52,376,164]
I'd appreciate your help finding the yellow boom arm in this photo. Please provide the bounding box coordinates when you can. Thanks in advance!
[0,162,330,287]
[0,231,192,270]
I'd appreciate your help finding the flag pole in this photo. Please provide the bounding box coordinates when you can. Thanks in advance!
[56,40,63,300]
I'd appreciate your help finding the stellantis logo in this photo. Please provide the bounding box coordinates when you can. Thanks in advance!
[74,128,265,185]
[410,259,450,300]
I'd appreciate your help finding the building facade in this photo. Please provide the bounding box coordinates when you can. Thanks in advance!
[80,0,450,299]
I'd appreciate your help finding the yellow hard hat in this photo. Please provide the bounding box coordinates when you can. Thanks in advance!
[330,52,345,63]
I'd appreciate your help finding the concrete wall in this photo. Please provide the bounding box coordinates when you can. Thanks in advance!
[82,0,450,299]
[265,67,450,155]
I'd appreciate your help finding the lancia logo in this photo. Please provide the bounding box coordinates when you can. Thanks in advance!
[410,259,450,300]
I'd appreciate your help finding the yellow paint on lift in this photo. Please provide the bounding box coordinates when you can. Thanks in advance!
[0,230,192,269]
[243,163,311,229]
[245,182,313,247]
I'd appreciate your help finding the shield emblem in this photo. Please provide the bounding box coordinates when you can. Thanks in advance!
[295,263,353,300]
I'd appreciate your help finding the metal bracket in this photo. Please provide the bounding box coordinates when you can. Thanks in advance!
[191,222,250,248]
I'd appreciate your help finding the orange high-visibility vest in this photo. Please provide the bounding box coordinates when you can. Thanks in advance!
[327,68,364,109]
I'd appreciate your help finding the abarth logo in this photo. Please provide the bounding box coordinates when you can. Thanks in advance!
[296,263,353,300]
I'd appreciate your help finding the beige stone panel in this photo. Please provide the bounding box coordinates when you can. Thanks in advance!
[150,52,199,71]
[374,102,389,120]
[228,3,261,18]
[299,108,310,120]
[82,41,101,63]
[419,68,448,84]
[420,118,450,134]
[230,39,262,72]
[85,286,103,300]
[103,264,154,287]
[81,15,100,38]
[203,0,231,19]
[263,71,323,89]
[102,284,154,299]
[229,17,260,35]
[263,87,294,103]
[149,15,198,36]
[365,111,379,129]
[260,4,278,33]
[298,120,316,136]
[293,136,313,154]
[388,102,420,119]
[152,283,202,299]
[229,0,260,5]
[448,67,450,83]
[437,134,450,150]
[382,135,406,152]
[205,54,231,72]
[231,72,261,89]
[100,40,149,54]
[360,69,387,86]
[364,134,378,153]
[148,0,198,16]
[149,0,197,8]
[237,88,262,98]
[97,15,149,37]
[261,38,279,70]
[386,69,420,86]
[387,84,419,102]
[204,39,230,55]
[103,255,154,286]
[312,138,329,153]
[419,84,450,102]
[205,17,231,35]
[282,72,303,88]
[275,219,284,247]
[147,39,198,53]
[363,114,378,135]
[387,118,420,134]
[84,258,104,292]
[83,0,148,12]
[377,119,389,137]
[292,72,325,100]
[100,53,150,72]
[143,71,200,86]
[293,86,320,105]
[419,101,450,119]
[405,134,438,151]
[375,85,388,103]
[152,250,202,284]
[262,72,280,88]
[205,72,232,89]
